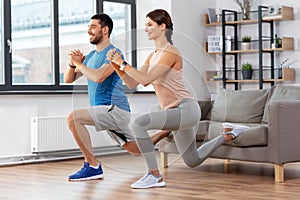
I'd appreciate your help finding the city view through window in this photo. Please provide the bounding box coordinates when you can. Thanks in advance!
[7,0,132,86]
[0,2,2,84]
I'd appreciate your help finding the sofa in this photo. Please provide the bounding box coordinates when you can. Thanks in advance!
[158,85,300,183]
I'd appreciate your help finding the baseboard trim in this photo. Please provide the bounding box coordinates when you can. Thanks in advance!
[0,145,126,167]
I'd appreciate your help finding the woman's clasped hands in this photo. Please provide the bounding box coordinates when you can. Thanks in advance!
[106,48,123,66]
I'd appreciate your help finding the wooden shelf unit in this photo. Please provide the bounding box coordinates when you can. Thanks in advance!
[205,37,294,54]
[204,6,294,26]
[204,6,295,89]
[262,6,294,21]
[203,13,221,26]
[206,68,295,83]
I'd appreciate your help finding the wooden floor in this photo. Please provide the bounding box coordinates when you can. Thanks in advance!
[1,153,300,200]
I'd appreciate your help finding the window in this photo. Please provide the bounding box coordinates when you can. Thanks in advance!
[58,0,94,85]
[0,1,2,85]
[11,0,52,85]
[0,0,136,93]
[104,1,133,65]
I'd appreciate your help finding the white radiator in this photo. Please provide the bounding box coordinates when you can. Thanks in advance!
[31,117,78,153]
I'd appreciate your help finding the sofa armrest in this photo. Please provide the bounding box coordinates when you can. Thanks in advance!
[268,100,300,164]
[198,100,213,120]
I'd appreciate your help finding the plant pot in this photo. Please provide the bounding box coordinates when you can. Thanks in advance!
[242,70,253,80]
[241,42,251,50]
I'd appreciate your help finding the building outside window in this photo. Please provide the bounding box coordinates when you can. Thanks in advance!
[104,1,132,67]
[11,0,52,85]
[0,1,3,84]
[58,0,94,85]
[1,0,136,92]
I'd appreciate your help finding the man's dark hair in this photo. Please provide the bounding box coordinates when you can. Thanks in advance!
[91,13,113,37]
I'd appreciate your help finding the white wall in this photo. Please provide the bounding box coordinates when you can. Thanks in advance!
[171,0,216,99]
[0,93,159,159]
[135,0,171,91]
[0,94,72,157]
[136,0,214,98]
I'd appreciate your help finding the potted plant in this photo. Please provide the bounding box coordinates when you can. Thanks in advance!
[275,34,282,48]
[241,35,251,50]
[241,62,253,79]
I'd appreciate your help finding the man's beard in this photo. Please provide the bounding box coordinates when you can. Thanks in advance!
[90,31,103,45]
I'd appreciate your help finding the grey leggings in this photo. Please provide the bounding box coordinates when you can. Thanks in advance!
[131,98,226,170]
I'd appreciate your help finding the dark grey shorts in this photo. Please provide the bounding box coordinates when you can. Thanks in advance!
[87,105,134,146]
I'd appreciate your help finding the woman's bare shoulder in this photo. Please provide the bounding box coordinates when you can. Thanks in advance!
[166,45,181,56]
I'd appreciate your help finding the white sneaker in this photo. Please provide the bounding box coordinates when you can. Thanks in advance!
[131,172,166,189]
[222,122,249,139]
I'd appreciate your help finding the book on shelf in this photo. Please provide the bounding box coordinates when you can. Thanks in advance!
[208,8,217,23]
[213,76,223,81]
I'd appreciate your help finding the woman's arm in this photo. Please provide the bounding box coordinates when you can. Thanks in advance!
[108,47,179,87]
[110,62,140,89]
[124,51,174,86]
[109,53,154,89]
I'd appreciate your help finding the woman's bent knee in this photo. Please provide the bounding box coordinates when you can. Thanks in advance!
[130,115,150,134]
[183,159,200,168]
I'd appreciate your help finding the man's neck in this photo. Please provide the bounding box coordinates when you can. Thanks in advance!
[95,39,111,52]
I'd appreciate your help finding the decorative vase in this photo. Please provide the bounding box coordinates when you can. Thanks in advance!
[241,42,251,50]
[242,70,253,80]
[242,8,250,20]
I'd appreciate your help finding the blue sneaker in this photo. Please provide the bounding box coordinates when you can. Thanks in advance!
[68,162,104,181]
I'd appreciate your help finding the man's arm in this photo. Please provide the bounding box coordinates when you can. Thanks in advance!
[70,53,114,83]
[64,65,83,83]
[64,49,84,83]
[76,63,114,83]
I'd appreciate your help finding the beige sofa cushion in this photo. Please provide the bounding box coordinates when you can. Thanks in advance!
[196,120,211,139]
[207,123,268,147]
[211,88,269,123]
[262,85,300,123]
[198,101,213,120]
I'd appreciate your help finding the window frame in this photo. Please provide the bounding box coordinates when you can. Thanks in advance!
[0,0,136,94]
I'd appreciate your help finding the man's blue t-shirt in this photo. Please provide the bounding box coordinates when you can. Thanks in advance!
[83,44,130,112]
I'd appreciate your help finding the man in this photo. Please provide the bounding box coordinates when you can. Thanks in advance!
[65,13,135,181]
[65,13,170,182]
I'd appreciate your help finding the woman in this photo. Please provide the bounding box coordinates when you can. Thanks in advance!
[107,9,247,189]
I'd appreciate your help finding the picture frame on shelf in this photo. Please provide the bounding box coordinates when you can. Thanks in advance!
[207,35,222,52]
